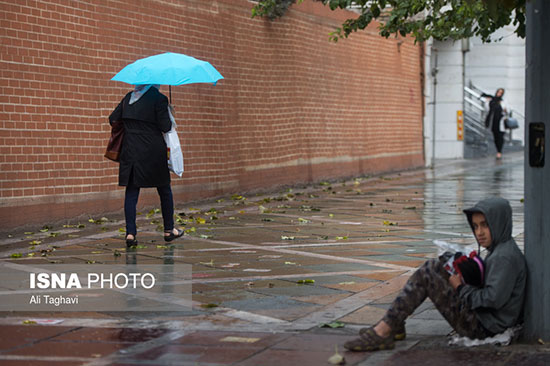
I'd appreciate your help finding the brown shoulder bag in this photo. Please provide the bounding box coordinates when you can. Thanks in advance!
[104,119,124,162]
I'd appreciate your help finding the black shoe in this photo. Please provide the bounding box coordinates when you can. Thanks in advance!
[360,323,406,341]
[126,235,138,247]
[164,229,184,242]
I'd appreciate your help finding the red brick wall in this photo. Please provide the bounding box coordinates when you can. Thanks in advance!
[0,0,424,229]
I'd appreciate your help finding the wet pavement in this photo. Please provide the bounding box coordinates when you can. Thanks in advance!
[1,151,549,365]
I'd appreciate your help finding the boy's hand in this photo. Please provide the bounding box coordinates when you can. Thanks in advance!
[449,274,463,290]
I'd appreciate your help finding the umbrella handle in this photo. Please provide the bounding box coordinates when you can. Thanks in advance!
[169,85,172,104]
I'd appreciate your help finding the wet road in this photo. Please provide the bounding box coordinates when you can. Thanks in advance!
[1,151,547,366]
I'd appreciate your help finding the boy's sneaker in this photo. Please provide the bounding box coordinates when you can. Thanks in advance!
[359,323,406,341]
[393,324,406,340]
[344,327,395,352]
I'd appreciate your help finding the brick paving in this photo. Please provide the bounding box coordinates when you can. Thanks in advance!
[1,151,549,365]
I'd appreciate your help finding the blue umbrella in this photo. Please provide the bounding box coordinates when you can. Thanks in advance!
[111,52,223,101]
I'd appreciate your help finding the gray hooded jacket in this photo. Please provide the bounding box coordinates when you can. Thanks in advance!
[460,197,526,334]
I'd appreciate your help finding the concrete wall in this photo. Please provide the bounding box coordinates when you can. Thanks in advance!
[424,39,465,163]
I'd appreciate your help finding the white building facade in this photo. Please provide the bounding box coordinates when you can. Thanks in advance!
[423,25,525,165]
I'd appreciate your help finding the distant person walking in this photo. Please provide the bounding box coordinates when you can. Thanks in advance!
[482,88,508,159]
[109,84,183,247]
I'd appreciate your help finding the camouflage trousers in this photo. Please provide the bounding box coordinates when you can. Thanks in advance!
[382,258,491,339]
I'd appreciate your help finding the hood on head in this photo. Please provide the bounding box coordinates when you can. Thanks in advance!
[463,197,513,250]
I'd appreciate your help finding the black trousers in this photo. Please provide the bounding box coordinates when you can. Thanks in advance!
[492,129,504,153]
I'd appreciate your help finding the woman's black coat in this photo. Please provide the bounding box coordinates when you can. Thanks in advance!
[109,87,172,187]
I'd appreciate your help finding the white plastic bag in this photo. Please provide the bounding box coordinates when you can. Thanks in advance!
[433,239,477,275]
[433,239,475,257]
[164,107,184,177]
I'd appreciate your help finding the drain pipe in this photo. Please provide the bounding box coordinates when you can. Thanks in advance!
[431,48,438,168]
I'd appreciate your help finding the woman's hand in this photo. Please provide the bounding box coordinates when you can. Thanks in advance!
[449,274,463,290]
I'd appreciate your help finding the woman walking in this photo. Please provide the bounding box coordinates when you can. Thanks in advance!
[482,88,507,159]
[109,84,183,247]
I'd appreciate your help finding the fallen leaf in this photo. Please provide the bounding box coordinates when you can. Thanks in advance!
[200,259,214,266]
[220,336,260,343]
[320,321,345,329]
[338,282,356,285]
[538,338,545,345]
[298,218,310,224]
[27,319,64,325]
[285,261,297,265]
[328,345,346,364]
[281,236,295,240]
[10,253,23,258]
[297,279,315,284]
[200,234,212,239]
[22,320,37,325]
[146,208,161,218]
[335,236,348,240]
[243,268,271,272]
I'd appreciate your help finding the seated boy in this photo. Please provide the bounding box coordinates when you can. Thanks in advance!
[344,197,526,351]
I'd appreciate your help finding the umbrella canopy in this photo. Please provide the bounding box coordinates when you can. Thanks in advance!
[111,52,223,86]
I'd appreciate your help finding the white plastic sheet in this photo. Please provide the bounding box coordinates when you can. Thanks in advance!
[448,325,523,347]
[164,107,184,177]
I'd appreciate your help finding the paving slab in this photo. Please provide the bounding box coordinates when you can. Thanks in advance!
[0,152,541,365]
